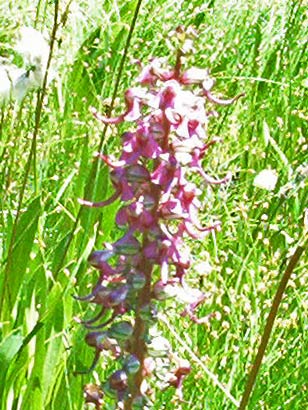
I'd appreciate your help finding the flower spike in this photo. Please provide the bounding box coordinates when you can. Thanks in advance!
[76,42,241,408]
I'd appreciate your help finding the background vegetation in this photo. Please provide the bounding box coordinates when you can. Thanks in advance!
[0,0,307,409]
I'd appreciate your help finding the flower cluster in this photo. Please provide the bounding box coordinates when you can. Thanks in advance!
[77,51,242,409]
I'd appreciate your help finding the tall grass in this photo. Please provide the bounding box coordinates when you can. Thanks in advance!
[0,0,307,409]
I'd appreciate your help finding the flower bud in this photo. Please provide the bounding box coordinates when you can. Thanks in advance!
[123,354,141,375]
[85,332,121,357]
[108,321,134,341]
[114,236,140,255]
[126,164,150,183]
[109,370,128,391]
[88,249,114,267]
[85,331,108,350]
[129,272,146,289]
[92,286,110,304]
[108,285,129,306]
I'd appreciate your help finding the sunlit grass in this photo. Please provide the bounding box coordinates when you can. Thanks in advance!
[0,0,307,409]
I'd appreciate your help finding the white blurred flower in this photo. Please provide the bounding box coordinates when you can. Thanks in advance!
[0,65,33,103]
[0,26,54,104]
[15,27,50,84]
[253,169,278,191]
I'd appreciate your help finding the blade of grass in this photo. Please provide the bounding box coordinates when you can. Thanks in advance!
[0,328,23,405]
[238,240,307,410]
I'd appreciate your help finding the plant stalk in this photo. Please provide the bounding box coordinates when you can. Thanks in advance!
[238,243,306,410]
[124,213,158,409]
[124,281,150,410]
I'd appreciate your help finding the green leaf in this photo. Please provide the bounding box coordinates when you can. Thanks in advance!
[1,196,41,323]
[20,376,43,410]
[40,283,63,324]
[66,27,102,110]
[0,328,23,404]
[43,329,63,404]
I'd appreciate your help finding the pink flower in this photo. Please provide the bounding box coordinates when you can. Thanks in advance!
[76,51,242,406]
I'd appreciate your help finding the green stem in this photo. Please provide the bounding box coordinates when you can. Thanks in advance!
[238,243,306,410]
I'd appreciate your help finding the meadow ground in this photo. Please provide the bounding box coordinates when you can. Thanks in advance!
[0,1,307,409]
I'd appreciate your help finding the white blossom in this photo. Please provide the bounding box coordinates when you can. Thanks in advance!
[15,26,50,87]
[0,26,53,104]
[0,65,32,103]
[253,169,278,191]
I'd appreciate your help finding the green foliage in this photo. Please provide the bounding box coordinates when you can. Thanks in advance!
[0,0,307,409]
[0,196,41,322]
[0,329,23,404]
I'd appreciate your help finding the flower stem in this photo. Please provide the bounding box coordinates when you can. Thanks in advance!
[238,243,306,410]
[125,236,154,410]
